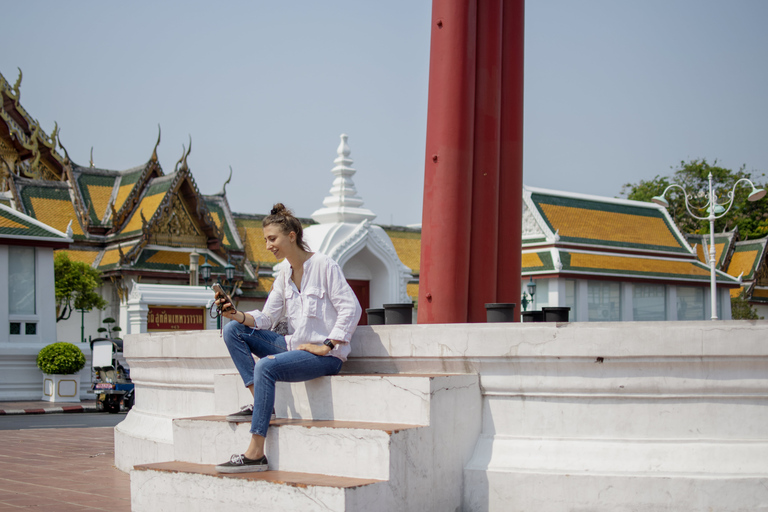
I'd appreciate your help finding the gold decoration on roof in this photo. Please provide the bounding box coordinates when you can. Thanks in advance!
[151,125,161,163]
[150,199,206,248]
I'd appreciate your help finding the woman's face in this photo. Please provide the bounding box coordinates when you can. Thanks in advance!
[263,224,294,260]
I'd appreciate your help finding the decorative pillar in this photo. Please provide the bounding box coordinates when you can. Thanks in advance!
[467,0,503,322]
[419,0,525,323]
[496,0,525,315]
[418,0,478,324]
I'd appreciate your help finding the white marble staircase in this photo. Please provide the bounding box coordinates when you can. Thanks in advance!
[130,372,481,512]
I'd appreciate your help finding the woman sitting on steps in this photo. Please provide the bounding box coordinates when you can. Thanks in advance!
[213,203,362,473]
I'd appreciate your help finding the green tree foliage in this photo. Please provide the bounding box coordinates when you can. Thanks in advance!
[620,159,768,239]
[54,252,108,322]
[730,289,762,320]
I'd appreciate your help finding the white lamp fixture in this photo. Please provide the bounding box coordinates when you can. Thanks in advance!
[651,172,765,320]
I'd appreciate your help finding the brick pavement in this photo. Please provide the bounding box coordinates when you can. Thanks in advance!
[0,426,130,511]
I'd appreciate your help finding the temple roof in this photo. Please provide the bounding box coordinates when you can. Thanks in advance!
[0,202,71,245]
[685,230,738,270]
[726,238,768,282]
[524,186,691,254]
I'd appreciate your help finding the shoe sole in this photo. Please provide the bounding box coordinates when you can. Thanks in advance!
[225,416,252,422]
[215,464,269,474]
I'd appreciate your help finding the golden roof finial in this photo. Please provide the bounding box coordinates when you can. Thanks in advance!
[150,124,161,163]
[10,68,22,103]
[89,147,94,168]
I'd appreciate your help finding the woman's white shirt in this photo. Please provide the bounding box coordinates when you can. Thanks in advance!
[245,252,362,361]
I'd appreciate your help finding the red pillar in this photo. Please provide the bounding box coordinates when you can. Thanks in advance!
[419,0,524,324]
[418,0,477,324]
[497,0,525,314]
[467,0,504,322]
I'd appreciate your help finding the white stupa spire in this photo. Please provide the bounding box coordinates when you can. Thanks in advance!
[311,134,376,224]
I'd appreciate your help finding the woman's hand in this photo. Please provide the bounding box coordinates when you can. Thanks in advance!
[298,343,332,356]
[215,295,238,320]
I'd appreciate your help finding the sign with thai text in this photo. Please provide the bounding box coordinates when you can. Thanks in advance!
[147,306,205,332]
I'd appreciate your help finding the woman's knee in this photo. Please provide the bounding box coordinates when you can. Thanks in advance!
[222,320,246,345]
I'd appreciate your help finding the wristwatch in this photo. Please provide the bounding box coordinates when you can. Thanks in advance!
[323,339,335,350]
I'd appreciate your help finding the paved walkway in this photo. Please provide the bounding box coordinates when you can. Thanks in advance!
[0,401,130,511]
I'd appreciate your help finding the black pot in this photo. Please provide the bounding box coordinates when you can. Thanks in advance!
[383,303,414,325]
[521,311,545,322]
[366,308,385,325]
[485,303,516,323]
[542,307,570,322]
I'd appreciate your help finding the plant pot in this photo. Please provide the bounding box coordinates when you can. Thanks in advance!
[383,303,414,325]
[366,308,385,325]
[485,303,516,323]
[521,311,545,323]
[42,373,81,402]
[542,307,570,322]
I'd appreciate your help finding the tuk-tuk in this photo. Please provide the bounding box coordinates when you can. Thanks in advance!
[89,338,134,413]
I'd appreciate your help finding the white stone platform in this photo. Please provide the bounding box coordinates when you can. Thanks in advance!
[118,321,768,511]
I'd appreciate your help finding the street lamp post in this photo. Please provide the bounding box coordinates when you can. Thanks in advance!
[520,277,537,311]
[651,172,765,320]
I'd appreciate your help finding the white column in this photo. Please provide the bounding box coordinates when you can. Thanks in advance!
[576,280,589,322]
[666,285,678,321]
[0,246,8,343]
[621,283,633,321]
[548,278,566,307]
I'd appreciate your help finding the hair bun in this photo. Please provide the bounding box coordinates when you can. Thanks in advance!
[270,203,289,216]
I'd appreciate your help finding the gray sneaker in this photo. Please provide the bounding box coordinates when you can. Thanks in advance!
[216,454,268,473]
[226,404,253,422]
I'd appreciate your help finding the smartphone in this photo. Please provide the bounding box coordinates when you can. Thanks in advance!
[211,283,231,312]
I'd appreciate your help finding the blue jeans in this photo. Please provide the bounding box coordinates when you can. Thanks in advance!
[222,321,343,437]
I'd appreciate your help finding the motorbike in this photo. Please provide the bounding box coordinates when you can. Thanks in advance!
[88,337,135,413]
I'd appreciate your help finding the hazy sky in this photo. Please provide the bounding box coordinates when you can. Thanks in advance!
[2,1,766,226]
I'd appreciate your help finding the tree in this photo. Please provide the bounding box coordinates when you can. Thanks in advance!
[620,159,768,239]
[54,252,108,322]
[731,289,762,320]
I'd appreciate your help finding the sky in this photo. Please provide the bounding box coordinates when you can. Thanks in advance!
[2,1,767,227]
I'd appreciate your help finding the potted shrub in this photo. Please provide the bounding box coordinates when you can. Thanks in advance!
[36,342,86,402]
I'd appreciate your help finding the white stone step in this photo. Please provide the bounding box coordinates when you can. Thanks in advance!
[173,416,421,480]
[131,461,392,512]
[214,372,476,425]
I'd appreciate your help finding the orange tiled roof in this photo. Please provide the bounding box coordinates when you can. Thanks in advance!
[84,184,113,221]
[407,282,419,302]
[28,196,83,236]
[56,249,99,266]
[114,181,135,212]
[209,211,231,247]
[122,192,165,234]
[388,233,420,273]
[727,250,759,279]
[99,247,123,268]
[568,252,710,277]
[539,203,681,248]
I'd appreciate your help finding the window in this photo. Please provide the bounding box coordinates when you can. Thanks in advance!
[9,246,35,315]
[677,287,705,320]
[25,323,37,335]
[633,285,666,321]
[588,281,621,321]
[10,322,21,335]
